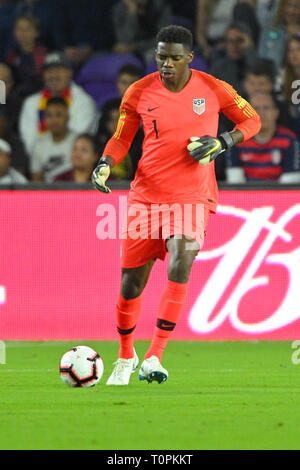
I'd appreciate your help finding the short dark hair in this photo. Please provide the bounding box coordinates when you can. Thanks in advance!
[97,98,121,137]
[245,60,275,82]
[226,21,254,41]
[156,25,193,51]
[46,97,68,109]
[75,133,98,154]
[15,13,40,31]
[118,64,144,79]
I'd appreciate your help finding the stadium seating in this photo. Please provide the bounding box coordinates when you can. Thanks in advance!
[75,53,144,109]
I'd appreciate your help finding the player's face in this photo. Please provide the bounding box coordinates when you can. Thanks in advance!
[45,104,69,135]
[71,137,97,170]
[156,42,193,89]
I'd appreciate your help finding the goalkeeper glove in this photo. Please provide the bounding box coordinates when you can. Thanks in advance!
[187,132,234,166]
[92,159,111,193]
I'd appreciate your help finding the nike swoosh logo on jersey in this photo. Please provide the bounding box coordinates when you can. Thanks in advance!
[148,107,160,112]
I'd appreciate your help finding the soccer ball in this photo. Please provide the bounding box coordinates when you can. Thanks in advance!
[59,345,104,388]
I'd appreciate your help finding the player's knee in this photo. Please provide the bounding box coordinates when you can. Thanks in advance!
[168,257,189,282]
[168,250,198,283]
[121,273,145,300]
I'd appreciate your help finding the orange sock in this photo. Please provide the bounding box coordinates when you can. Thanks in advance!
[116,293,142,359]
[145,280,188,361]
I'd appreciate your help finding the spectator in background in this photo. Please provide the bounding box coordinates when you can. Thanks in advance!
[256,0,280,28]
[112,0,172,64]
[6,13,47,97]
[100,64,144,175]
[30,97,76,182]
[278,34,300,137]
[14,0,64,50]
[100,64,144,125]
[168,0,195,30]
[116,64,144,97]
[96,98,133,180]
[195,0,238,59]
[280,34,300,101]
[209,22,257,94]
[55,134,98,182]
[0,0,18,60]
[226,92,300,183]
[0,138,28,184]
[243,61,275,98]
[0,63,23,133]
[196,1,260,62]
[19,52,97,155]
[57,0,117,70]
[233,1,260,45]
[258,0,300,72]
[243,60,292,127]
[0,107,29,176]
[210,22,258,181]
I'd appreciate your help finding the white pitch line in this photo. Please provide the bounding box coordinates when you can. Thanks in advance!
[1,369,57,373]
[4,343,81,348]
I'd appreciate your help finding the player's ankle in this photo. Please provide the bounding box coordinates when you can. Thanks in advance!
[144,352,162,362]
[119,349,135,359]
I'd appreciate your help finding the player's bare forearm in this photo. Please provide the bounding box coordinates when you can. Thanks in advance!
[228,129,244,146]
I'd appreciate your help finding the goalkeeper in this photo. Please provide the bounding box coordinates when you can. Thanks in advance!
[92,25,261,385]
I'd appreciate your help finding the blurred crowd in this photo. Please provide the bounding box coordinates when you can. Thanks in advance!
[0,0,300,185]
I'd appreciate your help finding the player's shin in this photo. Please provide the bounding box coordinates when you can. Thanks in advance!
[116,293,142,359]
[145,280,188,361]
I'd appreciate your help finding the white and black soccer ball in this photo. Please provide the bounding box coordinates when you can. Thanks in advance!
[59,346,104,388]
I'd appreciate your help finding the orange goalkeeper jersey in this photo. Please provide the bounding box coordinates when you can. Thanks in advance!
[103,70,261,212]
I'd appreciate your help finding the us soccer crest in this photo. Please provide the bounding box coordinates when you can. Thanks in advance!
[193,98,205,115]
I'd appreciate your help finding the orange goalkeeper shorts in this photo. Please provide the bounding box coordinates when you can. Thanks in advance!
[120,199,209,268]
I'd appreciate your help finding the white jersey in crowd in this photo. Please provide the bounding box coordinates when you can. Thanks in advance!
[31,130,77,182]
[19,82,98,155]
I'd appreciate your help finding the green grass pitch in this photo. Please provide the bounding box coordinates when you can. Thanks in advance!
[0,341,299,450]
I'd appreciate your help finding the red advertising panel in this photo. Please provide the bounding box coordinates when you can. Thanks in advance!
[1,190,300,340]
